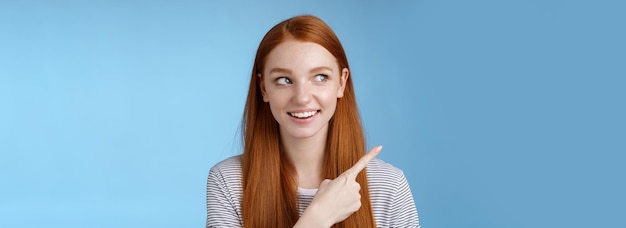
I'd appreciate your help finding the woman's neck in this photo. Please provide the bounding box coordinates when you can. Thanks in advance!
[280,130,327,189]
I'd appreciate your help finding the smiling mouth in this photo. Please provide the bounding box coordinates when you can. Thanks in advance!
[288,110,319,119]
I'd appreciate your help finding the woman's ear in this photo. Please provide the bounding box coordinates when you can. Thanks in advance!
[337,68,349,98]
[258,73,269,103]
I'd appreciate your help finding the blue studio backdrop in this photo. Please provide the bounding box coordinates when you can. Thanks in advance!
[1,1,624,227]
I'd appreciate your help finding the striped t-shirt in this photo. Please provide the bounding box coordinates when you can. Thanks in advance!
[206,155,420,227]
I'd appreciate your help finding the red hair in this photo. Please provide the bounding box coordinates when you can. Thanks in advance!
[241,15,376,228]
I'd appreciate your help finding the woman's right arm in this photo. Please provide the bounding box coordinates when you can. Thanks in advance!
[206,166,242,228]
[294,176,361,228]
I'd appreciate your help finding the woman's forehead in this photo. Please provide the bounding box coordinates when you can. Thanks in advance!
[264,40,339,73]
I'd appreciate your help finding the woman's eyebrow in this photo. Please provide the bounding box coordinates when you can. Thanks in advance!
[310,66,333,73]
[269,67,292,75]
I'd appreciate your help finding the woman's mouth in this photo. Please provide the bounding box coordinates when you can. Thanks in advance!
[288,110,319,119]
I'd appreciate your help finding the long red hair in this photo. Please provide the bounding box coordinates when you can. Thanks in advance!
[241,15,376,228]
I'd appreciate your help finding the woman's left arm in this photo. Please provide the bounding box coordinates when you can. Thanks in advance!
[390,173,421,228]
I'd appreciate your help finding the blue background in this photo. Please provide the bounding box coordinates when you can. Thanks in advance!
[1,0,624,227]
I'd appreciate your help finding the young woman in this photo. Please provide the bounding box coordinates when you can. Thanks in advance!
[206,15,419,228]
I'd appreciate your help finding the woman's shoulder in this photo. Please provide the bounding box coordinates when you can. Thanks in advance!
[366,158,410,193]
[210,155,242,170]
[366,158,405,178]
[208,155,243,182]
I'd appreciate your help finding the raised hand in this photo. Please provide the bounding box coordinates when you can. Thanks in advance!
[295,146,382,228]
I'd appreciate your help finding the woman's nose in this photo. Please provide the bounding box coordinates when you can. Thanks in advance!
[292,83,312,105]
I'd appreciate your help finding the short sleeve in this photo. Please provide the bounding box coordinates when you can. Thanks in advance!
[206,165,243,228]
[390,172,420,228]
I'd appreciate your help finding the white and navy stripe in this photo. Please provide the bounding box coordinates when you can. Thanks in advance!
[206,156,420,228]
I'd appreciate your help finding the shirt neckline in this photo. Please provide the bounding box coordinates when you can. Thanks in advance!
[297,187,318,196]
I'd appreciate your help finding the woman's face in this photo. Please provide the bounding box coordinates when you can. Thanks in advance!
[260,40,349,140]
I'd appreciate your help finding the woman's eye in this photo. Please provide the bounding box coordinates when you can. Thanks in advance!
[276,77,291,85]
[314,74,328,82]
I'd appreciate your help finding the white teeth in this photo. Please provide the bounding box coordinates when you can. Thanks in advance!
[290,110,317,118]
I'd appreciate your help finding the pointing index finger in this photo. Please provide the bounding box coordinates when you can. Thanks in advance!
[342,146,382,180]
